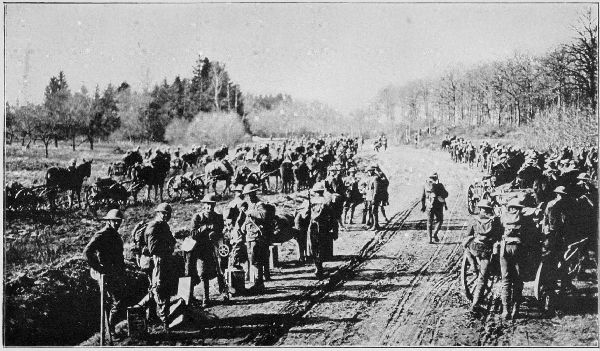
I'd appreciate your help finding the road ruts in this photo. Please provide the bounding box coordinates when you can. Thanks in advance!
[276,146,478,346]
[241,198,421,345]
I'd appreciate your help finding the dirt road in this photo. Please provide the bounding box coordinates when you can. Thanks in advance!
[101,145,596,346]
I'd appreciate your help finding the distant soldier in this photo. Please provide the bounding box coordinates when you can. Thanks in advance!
[83,209,127,338]
[67,158,77,173]
[144,203,176,331]
[186,194,229,307]
[374,165,390,223]
[464,199,502,314]
[342,168,362,225]
[364,165,381,230]
[421,172,448,243]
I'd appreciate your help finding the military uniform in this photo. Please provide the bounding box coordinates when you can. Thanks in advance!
[83,224,126,333]
[342,173,362,224]
[421,176,448,242]
[301,184,335,278]
[465,205,502,311]
[188,209,228,304]
[499,201,529,319]
[241,196,274,288]
[145,218,176,323]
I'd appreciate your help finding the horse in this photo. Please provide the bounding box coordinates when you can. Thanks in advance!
[259,156,283,192]
[293,160,311,191]
[205,159,234,195]
[279,158,294,194]
[131,154,170,203]
[45,159,93,209]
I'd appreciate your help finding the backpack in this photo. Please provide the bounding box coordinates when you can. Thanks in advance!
[131,220,149,256]
[502,211,522,238]
[474,216,498,243]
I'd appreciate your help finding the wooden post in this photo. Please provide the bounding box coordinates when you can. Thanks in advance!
[100,274,105,346]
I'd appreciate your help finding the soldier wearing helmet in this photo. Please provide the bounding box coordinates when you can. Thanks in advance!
[186,194,229,307]
[83,209,126,338]
[541,185,577,314]
[499,198,530,319]
[421,172,449,243]
[464,199,502,314]
[239,184,275,292]
[144,202,176,331]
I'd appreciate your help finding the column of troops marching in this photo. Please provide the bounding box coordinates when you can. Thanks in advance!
[442,135,598,320]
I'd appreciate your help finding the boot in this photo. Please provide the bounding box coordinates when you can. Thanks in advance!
[349,208,355,224]
[501,301,511,319]
[202,279,211,308]
[342,208,349,225]
[361,209,367,224]
[372,211,380,231]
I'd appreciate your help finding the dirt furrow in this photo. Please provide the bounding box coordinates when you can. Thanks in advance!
[243,199,421,345]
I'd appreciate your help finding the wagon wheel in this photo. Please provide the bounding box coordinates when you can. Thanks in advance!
[461,251,479,302]
[467,185,476,214]
[191,176,206,200]
[14,188,35,213]
[218,243,231,258]
[166,176,183,201]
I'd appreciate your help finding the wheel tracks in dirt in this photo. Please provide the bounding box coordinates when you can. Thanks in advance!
[379,177,468,345]
[240,198,422,346]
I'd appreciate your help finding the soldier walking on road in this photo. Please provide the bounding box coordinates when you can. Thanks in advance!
[144,203,176,331]
[364,165,382,230]
[83,209,127,338]
[342,168,362,225]
[186,194,230,307]
[464,199,502,314]
[421,172,448,243]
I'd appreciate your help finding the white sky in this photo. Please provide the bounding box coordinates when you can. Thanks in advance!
[4,3,595,114]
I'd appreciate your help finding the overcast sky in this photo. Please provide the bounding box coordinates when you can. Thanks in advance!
[4,3,595,114]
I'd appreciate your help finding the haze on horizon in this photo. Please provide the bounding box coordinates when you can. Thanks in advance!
[4,3,594,115]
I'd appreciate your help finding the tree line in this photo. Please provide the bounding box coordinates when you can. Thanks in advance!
[353,9,597,141]
[5,56,247,157]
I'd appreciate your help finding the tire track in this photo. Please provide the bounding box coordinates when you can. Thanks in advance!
[243,198,421,345]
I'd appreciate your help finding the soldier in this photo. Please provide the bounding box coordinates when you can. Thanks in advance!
[301,182,334,279]
[240,184,273,292]
[187,194,229,307]
[499,198,528,319]
[325,164,346,230]
[464,199,502,314]
[83,209,127,338]
[364,165,381,230]
[144,203,176,331]
[421,172,448,243]
[541,186,576,313]
[342,168,362,225]
[67,158,77,173]
[374,166,390,223]
[226,185,248,269]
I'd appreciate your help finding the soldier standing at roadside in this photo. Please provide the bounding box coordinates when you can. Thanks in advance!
[240,184,274,292]
[421,172,448,243]
[187,194,230,307]
[144,203,176,331]
[83,209,127,338]
[464,199,502,314]
[499,198,529,319]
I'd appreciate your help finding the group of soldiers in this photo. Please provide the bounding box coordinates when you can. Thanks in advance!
[445,137,598,319]
[82,137,391,338]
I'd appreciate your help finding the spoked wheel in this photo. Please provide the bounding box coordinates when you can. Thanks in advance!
[218,242,231,258]
[191,176,206,200]
[166,176,185,202]
[461,251,479,302]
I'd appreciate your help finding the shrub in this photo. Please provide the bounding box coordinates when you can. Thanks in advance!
[165,112,250,147]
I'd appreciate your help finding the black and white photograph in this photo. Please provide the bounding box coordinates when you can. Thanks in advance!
[3,2,598,346]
